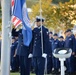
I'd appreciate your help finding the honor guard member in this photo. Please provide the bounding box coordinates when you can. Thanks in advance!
[64,29,76,74]
[30,16,49,75]
[14,33,20,72]
[52,33,60,74]
[59,36,65,48]
[16,29,32,75]
[10,37,18,72]
[47,32,53,74]
[74,33,76,74]
[12,28,20,72]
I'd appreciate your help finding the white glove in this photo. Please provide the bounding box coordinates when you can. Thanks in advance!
[28,53,33,58]
[42,53,47,58]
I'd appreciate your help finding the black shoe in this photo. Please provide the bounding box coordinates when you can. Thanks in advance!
[65,72,74,75]
[10,70,16,73]
[65,72,69,75]
[52,70,59,74]
[52,70,55,74]
[69,72,76,75]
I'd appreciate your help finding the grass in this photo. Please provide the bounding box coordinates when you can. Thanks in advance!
[10,73,35,75]
[11,73,19,75]
[2,72,51,75]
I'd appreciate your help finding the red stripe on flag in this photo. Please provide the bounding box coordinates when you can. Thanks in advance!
[12,17,17,22]
[14,20,22,27]
[12,0,14,6]
[11,0,22,28]
[15,20,21,26]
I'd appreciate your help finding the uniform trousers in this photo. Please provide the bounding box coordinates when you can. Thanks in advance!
[52,56,60,70]
[47,56,52,73]
[19,56,31,75]
[66,55,75,73]
[33,57,45,75]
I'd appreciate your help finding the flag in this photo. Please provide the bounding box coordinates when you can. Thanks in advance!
[13,0,32,46]
[11,0,22,28]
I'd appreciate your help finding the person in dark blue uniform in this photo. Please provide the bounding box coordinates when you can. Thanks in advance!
[64,29,76,75]
[47,32,53,74]
[16,29,32,75]
[52,33,60,74]
[0,39,1,61]
[14,34,20,72]
[30,16,49,75]
[59,36,65,48]
[10,37,18,72]
[74,34,76,72]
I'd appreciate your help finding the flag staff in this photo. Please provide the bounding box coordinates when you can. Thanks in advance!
[40,0,43,55]
[39,0,47,75]
[1,0,11,75]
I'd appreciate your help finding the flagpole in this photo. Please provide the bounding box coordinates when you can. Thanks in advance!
[1,0,11,75]
[39,0,47,75]
[40,0,43,55]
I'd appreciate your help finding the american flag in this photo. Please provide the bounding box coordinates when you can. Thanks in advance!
[12,0,32,46]
[11,0,22,28]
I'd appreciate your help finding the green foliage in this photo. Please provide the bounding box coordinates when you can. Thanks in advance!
[26,0,39,8]
[30,0,53,28]
[26,0,70,7]
[0,19,2,31]
[30,0,76,31]
[52,0,70,4]
[58,2,76,30]
[0,6,2,31]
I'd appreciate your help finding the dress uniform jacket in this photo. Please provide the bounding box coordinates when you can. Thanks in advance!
[65,34,76,52]
[17,31,31,56]
[52,39,60,51]
[31,26,49,57]
[65,34,76,73]
[59,41,65,48]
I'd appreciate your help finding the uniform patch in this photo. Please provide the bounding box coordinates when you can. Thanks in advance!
[55,42,58,44]
[46,31,49,34]
[69,38,72,40]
